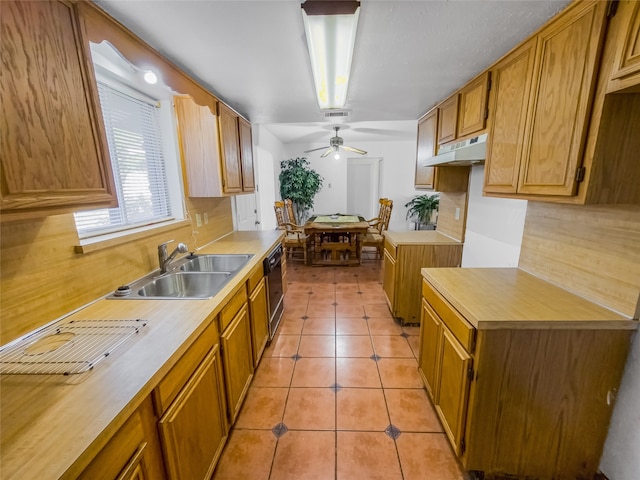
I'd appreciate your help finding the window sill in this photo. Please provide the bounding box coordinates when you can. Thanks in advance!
[74,219,192,254]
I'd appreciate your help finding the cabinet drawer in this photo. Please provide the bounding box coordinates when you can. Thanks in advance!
[154,319,219,414]
[422,280,475,353]
[220,285,248,332]
[247,263,263,293]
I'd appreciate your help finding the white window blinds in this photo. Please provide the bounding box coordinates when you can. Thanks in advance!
[75,82,171,236]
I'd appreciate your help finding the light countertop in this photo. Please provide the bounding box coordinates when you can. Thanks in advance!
[0,230,283,480]
[421,267,637,330]
[384,230,462,246]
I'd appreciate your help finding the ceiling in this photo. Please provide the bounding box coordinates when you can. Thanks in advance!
[95,0,570,144]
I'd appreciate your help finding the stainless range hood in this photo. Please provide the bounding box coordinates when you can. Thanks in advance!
[423,133,487,167]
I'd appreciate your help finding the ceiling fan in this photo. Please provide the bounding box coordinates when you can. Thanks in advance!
[304,126,367,158]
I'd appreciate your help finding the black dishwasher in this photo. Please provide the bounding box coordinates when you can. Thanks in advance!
[263,245,284,339]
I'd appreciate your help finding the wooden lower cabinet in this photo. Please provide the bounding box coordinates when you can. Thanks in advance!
[221,303,254,424]
[419,276,633,479]
[382,248,396,309]
[382,233,462,325]
[249,276,270,367]
[78,397,165,480]
[157,344,228,480]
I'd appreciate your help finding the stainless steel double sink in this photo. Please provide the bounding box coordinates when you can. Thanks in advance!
[109,254,254,300]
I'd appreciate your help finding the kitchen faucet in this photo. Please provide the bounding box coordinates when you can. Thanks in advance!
[158,240,188,273]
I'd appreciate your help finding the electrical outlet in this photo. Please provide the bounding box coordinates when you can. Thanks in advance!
[195,213,202,227]
[455,207,460,220]
[203,212,208,224]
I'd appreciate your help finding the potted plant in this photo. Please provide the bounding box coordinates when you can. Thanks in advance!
[279,157,323,223]
[405,194,439,230]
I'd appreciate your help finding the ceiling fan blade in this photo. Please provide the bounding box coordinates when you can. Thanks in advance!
[304,145,330,153]
[320,147,334,158]
[342,145,367,155]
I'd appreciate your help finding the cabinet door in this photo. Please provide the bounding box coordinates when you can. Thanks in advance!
[174,96,223,197]
[414,109,437,189]
[0,0,116,217]
[115,444,150,480]
[217,103,243,194]
[484,38,538,194]
[158,345,228,480]
[238,117,255,192]
[382,249,396,312]
[419,299,442,402]
[249,277,269,366]
[221,304,254,423]
[518,0,607,196]
[609,1,640,90]
[437,326,472,456]
[458,72,490,137]
[79,397,165,480]
[437,94,459,144]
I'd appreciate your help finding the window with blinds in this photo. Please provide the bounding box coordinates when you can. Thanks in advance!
[74,82,172,237]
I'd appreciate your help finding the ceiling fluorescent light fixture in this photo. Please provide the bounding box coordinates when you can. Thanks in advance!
[301,1,360,110]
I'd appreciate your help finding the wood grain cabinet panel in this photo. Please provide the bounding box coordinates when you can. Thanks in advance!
[248,276,269,366]
[518,0,607,197]
[158,345,228,480]
[78,397,165,480]
[174,96,224,197]
[609,0,640,91]
[437,326,472,456]
[484,38,537,194]
[414,109,437,189]
[238,117,255,192]
[457,72,490,137]
[217,103,243,194]
[0,0,116,218]
[221,304,254,424]
[437,94,459,144]
[418,299,442,401]
[418,296,471,456]
[382,249,396,309]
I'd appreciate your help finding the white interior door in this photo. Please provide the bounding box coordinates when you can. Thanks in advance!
[347,158,381,219]
[234,193,258,230]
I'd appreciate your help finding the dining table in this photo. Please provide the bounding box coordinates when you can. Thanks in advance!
[303,214,370,266]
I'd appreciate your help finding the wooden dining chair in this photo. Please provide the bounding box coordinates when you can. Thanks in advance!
[360,199,393,259]
[365,198,387,234]
[274,201,308,262]
[284,199,298,225]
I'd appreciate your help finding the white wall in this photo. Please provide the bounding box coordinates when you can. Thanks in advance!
[461,166,527,267]
[253,125,284,231]
[283,138,423,230]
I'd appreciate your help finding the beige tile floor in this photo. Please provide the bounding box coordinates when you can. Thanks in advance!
[212,253,466,480]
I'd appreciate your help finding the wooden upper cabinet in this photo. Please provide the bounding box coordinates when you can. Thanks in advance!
[0,0,116,219]
[518,0,607,197]
[458,71,490,137]
[484,38,537,194]
[238,117,255,192]
[437,94,459,144]
[608,0,640,92]
[217,103,243,194]
[414,109,438,189]
[174,96,224,197]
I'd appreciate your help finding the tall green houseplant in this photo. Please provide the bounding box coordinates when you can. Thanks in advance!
[279,157,323,223]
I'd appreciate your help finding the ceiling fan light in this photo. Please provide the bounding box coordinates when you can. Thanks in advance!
[301,3,360,110]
